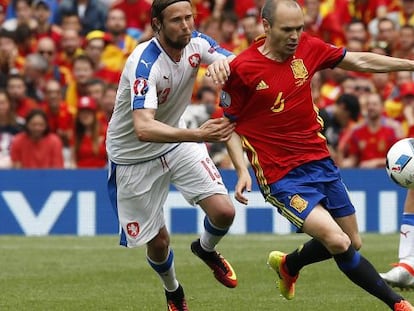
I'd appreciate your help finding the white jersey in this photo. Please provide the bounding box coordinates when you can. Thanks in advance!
[106,31,232,164]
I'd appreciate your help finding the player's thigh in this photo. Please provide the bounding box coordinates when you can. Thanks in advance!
[116,162,170,247]
[303,204,351,254]
[169,143,229,205]
[324,178,361,248]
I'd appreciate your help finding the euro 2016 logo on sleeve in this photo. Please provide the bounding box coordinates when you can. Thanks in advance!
[220,91,231,108]
[133,77,149,96]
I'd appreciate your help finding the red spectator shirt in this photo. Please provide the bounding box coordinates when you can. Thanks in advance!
[40,101,74,133]
[35,25,62,46]
[10,132,64,168]
[111,0,151,31]
[234,0,257,19]
[94,66,121,85]
[335,0,387,26]
[347,122,398,164]
[223,33,345,185]
[15,97,38,119]
[75,130,107,168]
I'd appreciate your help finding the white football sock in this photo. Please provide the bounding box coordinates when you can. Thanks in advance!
[147,248,179,291]
[200,217,229,252]
[399,223,414,266]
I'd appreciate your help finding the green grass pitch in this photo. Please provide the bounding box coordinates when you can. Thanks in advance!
[1,234,413,310]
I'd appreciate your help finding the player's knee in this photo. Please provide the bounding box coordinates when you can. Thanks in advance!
[220,205,235,225]
[209,206,235,228]
[323,232,351,255]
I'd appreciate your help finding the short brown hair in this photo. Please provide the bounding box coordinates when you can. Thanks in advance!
[151,0,191,31]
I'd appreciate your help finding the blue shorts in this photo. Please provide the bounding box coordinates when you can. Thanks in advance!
[266,158,355,229]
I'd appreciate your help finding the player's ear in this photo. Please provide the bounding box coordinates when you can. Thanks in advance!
[152,17,161,33]
[262,18,271,35]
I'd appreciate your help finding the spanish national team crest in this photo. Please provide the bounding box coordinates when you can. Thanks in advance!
[133,77,149,96]
[188,53,201,68]
[290,58,308,86]
[289,194,308,213]
[126,222,140,238]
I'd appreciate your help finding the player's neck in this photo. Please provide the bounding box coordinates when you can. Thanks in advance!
[157,38,183,62]
[259,43,287,63]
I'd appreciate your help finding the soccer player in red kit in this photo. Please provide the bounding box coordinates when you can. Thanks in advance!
[222,0,414,310]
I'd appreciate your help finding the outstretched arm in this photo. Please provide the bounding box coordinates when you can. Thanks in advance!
[133,109,235,143]
[226,131,252,205]
[338,52,414,73]
[206,55,236,85]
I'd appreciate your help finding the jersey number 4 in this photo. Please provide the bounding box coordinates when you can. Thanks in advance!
[271,92,285,113]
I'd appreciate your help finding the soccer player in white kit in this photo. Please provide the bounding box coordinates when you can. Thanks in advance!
[106,0,237,310]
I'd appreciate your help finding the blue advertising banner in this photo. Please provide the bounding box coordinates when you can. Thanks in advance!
[0,169,407,235]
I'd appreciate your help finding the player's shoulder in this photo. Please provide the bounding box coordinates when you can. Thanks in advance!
[130,39,162,60]
[190,30,211,42]
[126,39,163,74]
[188,31,216,50]
[230,37,263,68]
[119,40,165,79]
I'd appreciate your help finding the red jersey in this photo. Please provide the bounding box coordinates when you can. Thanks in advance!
[94,67,121,85]
[111,0,151,31]
[40,101,74,133]
[234,0,257,19]
[335,0,387,26]
[35,25,62,46]
[223,33,345,184]
[15,97,38,119]
[347,122,398,164]
[10,132,64,168]
[76,133,107,168]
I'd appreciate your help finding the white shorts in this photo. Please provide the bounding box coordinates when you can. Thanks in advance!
[108,142,228,247]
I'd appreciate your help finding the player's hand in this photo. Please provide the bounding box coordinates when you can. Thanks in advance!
[199,117,235,142]
[206,58,231,85]
[235,170,252,205]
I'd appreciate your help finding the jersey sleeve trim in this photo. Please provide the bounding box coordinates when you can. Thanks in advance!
[133,41,162,109]
[192,30,232,57]
[331,48,347,69]
[223,112,237,122]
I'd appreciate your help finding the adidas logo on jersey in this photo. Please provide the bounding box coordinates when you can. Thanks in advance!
[256,80,269,90]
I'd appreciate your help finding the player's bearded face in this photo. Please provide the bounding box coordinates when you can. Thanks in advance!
[164,31,191,50]
[161,3,194,50]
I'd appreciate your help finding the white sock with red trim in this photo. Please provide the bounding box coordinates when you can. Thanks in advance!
[399,223,414,267]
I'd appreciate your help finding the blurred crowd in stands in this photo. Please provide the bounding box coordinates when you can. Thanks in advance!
[1,0,414,170]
